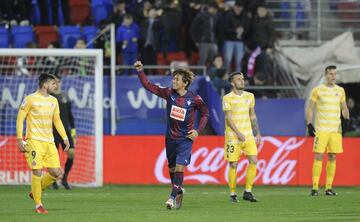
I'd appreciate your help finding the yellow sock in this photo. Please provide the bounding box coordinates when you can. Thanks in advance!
[325,161,336,190]
[41,173,56,191]
[312,160,323,190]
[31,174,42,205]
[228,166,237,194]
[245,163,257,192]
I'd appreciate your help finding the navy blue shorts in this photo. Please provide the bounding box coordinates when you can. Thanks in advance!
[165,137,193,168]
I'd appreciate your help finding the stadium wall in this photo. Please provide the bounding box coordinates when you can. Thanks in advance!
[103,136,360,186]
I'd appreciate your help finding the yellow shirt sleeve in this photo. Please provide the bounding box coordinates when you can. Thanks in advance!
[222,96,232,111]
[310,88,318,103]
[16,97,31,139]
[250,94,255,108]
[53,100,68,140]
[340,88,346,103]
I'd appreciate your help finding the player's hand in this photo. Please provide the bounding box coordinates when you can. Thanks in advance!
[236,132,246,142]
[63,139,70,152]
[343,118,351,130]
[17,139,27,152]
[71,128,77,146]
[255,134,261,145]
[134,61,143,72]
[307,123,316,137]
[186,129,198,141]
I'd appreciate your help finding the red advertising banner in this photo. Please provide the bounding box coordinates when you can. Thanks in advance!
[104,136,360,186]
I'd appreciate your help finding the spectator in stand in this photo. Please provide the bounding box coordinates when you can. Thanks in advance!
[208,54,231,95]
[241,41,270,83]
[16,42,37,76]
[133,1,153,24]
[190,3,222,66]
[140,7,161,75]
[251,4,276,53]
[238,0,266,18]
[343,97,360,136]
[116,14,140,75]
[251,71,276,99]
[38,0,70,25]
[0,0,32,26]
[182,0,202,61]
[160,0,182,61]
[105,0,127,26]
[42,41,61,75]
[223,2,251,72]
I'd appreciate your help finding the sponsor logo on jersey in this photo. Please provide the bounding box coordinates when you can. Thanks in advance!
[170,105,187,121]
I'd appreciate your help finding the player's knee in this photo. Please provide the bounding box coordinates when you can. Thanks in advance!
[32,169,42,176]
[229,162,238,168]
[314,153,324,161]
[49,168,63,179]
[328,153,336,161]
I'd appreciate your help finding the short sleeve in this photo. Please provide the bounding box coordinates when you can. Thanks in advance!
[222,96,232,111]
[20,96,31,114]
[310,88,318,103]
[340,88,346,103]
[250,94,255,108]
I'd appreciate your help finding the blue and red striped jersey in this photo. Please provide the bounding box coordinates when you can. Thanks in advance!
[138,71,209,139]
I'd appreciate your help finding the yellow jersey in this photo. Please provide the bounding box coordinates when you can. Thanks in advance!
[16,91,67,143]
[310,84,345,133]
[223,91,255,142]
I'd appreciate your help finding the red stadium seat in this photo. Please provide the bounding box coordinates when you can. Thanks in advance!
[35,26,59,48]
[69,0,91,25]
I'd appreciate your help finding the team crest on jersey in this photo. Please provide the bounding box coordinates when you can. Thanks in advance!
[62,97,67,103]
[187,100,191,106]
[170,105,187,121]
[32,161,37,166]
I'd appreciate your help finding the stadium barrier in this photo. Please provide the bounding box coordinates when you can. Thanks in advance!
[1,135,359,186]
[103,136,360,186]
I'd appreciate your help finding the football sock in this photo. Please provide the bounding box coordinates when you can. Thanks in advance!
[312,160,323,190]
[41,172,56,190]
[63,158,74,181]
[169,172,175,184]
[245,163,257,192]
[170,172,183,198]
[228,166,237,194]
[325,161,336,190]
[32,174,42,205]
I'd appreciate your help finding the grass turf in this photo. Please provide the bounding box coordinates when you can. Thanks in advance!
[1,185,359,222]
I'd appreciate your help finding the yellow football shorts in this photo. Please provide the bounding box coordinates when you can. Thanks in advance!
[224,139,258,161]
[313,132,343,154]
[24,139,60,170]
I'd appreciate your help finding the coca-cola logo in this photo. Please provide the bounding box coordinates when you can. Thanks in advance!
[155,136,305,185]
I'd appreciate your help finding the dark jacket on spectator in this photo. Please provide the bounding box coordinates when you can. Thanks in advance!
[251,15,276,50]
[140,18,161,51]
[190,10,222,44]
[223,9,250,41]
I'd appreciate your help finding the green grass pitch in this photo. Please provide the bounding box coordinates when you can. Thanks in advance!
[1,185,359,222]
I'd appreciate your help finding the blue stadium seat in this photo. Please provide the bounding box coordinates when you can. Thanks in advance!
[59,26,81,48]
[91,0,113,24]
[11,26,35,48]
[82,26,98,48]
[0,27,10,48]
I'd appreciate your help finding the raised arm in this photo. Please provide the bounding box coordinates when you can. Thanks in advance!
[134,61,170,99]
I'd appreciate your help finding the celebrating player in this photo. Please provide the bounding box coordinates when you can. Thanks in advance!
[306,65,350,196]
[222,72,261,203]
[16,73,70,214]
[134,61,209,210]
[52,75,76,190]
